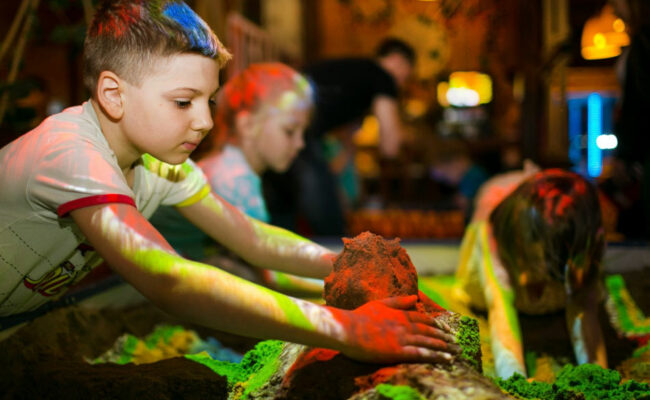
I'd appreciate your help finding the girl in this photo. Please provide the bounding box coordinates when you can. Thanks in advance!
[455,165,607,378]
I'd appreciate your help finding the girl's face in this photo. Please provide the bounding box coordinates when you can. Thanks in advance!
[248,104,309,173]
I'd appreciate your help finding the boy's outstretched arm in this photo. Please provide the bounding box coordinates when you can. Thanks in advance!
[177,192,334,279]
[71,203,459,364]
[566,279,608,368]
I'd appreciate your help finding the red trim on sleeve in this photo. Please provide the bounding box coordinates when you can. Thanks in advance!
[57,194,136,217]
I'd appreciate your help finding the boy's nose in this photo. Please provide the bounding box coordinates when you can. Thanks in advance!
[192,109,214,133]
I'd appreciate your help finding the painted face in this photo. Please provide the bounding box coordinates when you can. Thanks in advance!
[120,53,220,165]
[251,104,309,173]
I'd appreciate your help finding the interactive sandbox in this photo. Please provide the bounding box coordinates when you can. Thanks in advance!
[199,231,505,399]
[2,233,650,399]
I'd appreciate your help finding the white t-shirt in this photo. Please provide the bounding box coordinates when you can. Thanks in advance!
[0,101,208,315]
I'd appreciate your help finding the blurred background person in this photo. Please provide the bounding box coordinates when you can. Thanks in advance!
[428,138,490,222]
[263,37,416,236]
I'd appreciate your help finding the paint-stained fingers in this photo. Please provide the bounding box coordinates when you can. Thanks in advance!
[406,311,452,333]
[405,332,462,355]
[378,295,419,310]
[433,318,452,332]
[400,345,455,364]
[408,323,459,351]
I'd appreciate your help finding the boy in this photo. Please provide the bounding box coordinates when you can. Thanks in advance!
[0,0,457,364]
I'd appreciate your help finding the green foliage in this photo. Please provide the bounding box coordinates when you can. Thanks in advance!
[375,384,425,400]
[187,340,285,399]
[457,315,481,371]
[494,364,650,400]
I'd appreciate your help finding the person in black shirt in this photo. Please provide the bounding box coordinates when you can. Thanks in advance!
[263,38,415,236]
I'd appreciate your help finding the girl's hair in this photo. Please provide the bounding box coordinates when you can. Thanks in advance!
[489,169,604,291]
[83,0,230,96]
[195,62,313,158]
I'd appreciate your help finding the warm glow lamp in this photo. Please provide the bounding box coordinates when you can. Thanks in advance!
[437,71,492,107]
[581,4,630,60]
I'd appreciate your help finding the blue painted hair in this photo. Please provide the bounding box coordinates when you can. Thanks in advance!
[83,0,230,95]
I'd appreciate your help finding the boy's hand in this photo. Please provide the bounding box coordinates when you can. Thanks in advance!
[329,295,460,364]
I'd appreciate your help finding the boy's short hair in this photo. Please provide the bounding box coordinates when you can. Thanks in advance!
[490,169,604,291]
[375,37,416,66]
[83,0,231,96]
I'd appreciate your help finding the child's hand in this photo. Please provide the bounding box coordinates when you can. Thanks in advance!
[329,295,460,364]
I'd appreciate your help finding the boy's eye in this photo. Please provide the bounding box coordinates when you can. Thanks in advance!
[175,100,191,109]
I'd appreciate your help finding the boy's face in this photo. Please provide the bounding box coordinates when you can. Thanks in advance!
[252,104,309,173]
[120,53,220,165]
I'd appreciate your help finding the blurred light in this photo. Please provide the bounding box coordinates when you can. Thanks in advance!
[581,4,630,60]
[613,18,625,33]
[353,115,379,146]
[587,93,603,177]
[436,71,492,107]
[437,81,450,107]
[446,87,479,107]
[404,98,428,118]
[596,134,618,150]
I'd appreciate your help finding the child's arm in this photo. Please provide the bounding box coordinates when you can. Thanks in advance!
[566,279,608,368]
[261,270,324,295]
[372,96,404,158]
[71,203,458,363]
[177,192,334,279]
[480,223,527,379]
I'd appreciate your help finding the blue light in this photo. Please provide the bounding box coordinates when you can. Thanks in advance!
[587,93,602,177]
[567,98,582,166]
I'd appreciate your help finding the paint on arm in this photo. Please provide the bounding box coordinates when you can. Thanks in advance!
[77,204,340,343]
[479,222,526,378]
[78,204,458,364]
[566,280,608,368]
[178,192,334,279]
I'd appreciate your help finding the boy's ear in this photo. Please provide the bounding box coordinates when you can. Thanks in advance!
[96,71,124,120]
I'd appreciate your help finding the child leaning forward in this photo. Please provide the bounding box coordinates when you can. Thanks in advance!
[454,163,607,378]
[0,0,458,364]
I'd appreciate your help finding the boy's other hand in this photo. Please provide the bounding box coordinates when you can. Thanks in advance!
[329,295,460,364]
